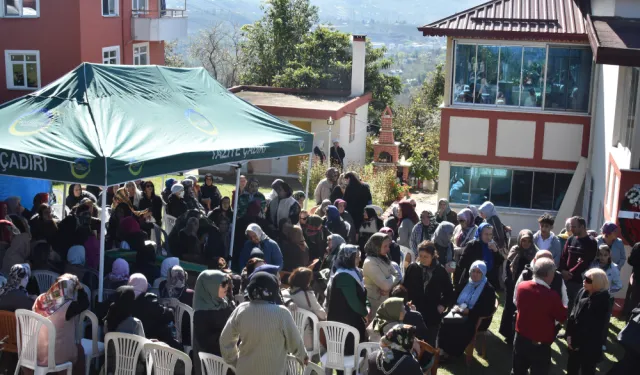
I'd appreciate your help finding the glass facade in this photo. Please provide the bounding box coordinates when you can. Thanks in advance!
[449,165,572,211]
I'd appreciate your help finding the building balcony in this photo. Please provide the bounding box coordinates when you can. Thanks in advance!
[131,5,187,42]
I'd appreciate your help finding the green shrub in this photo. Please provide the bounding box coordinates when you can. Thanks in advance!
[297,156,328,197]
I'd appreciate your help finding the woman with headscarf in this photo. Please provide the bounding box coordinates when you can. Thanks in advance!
[161,178,176,203]
[452,208,478,259]
[435,198,457,224]
[280,220,310,272]
[128,273,182,349]
[0,264,34,311]
[329,173,347,204]
[118,216,146,252]
[366,297,429,344]
[402,241,454,346]
[478,201,508,255]
[239,223,283,271]
[0,218,16,253]
[467,205,484,226]
[236,178,267,219]
[166,183,189,219]
[138,180,163,224]
[231,200,272,272]
[29,203,58,243]
[181,179,205,212]
[438,260,496,358]
[282,267,327,350]
[199,173,222,212]
[363,233,401,317]
[208,196,233,225]
[319,234,346,272]
[409,210,436,257]
[343,171,373,234]
[159,265,194,305]
[316,199,331,218]
[325,205,350,241]
[431,222,455,268]
[0,218,30,275]
[104,286,144,336]
[359,207,384,254]
[176,217,201,262]
[380,227,402,265]
[454,223,503,294]
[33,274,89,375]
[134,243,160,282]
[267,179,300,229]
[334,199,355,237]
[367,325,423,375]
[397,202,419,250]
[105,258,130,290]
[220,272,307,375]
[293,191,306,209]
[325,244,368,351]
[65,184,97,211]
[303,215,328,262]
[193,271,235,375]
[384,205,400,234]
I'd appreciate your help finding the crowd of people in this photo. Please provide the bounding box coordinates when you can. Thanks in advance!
[1,166,640,375]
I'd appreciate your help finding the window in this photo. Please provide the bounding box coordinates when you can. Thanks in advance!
[622,68,639,149]
[132,0,147,12]
[452,41,591,113]
[2,0,39,17]
[102,0,117,16]
[133,43,149,65]
[102,46,120,64]
[5,50,40,90]
[349,114,356,143]
[449,165,572,210]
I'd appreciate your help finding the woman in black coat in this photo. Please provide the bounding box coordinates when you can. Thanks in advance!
[566,268,611,375]
[65,184,97,211]
[402,241,454,346]
[342,172,372,234]
[454,223,503,294]
[138,181,163,225]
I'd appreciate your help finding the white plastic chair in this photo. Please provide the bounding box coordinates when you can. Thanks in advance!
[285,354,304,375]
[152,277,166,289]
[199,352,236,375]
[32,271,59,294]
[144,342,192,375]
[290,308,320,358]
[174,302,194,353]
[14,309,73,375]
[164,214,177,234]
[104,332,150,375]
[303,362,324,375]
[76,311,105,375]
[318,321,360,374]
[355,342,380,375]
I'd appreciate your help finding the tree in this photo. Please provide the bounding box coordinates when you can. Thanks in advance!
[240,0,319,85]
[164,40,185,68]
[422,63,445,108]
[188,22,243,87]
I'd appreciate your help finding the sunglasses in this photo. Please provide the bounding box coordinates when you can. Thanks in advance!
[300,216,308,220]
[145,185,153,188]
[584,276,593,284]
[220,280,230,288]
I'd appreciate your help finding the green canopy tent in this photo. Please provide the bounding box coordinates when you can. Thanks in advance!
[0,63,314,300]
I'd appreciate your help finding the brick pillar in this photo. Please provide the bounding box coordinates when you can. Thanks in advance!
[402,166,409,182]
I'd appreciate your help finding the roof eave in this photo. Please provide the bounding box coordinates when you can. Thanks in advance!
[418,27,589,43]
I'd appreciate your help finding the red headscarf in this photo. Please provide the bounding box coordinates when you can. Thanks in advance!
[399,201,419,224]
[119,216,141,236]
[246,200,262,218]
[33,193,49,207]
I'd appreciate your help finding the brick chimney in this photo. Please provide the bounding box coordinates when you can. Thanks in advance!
[373,106,399,164]
[351,35,366,97]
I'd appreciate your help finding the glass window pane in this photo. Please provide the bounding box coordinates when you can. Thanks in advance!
[453,44,476,104]
[11,55,24,62]
[12,63,24,87]
[449,166,471,204]
[26,63,38,88]
[490,168,512,207]
[470,167,491,205]
[521,47,545,108]
[475,45,499,104]
[532,172,554,210]
[140,46,148,53]
[496,46,522,106]
[512,171,533,208]
[25,55,37,62]
[545,47,592,111]
[553,173,572,210]
[140,54,148,65]
[623,69,639,148]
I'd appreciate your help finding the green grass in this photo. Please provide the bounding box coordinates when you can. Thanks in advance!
[436,292,627,374]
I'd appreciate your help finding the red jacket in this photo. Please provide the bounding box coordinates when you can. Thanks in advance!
[515,279,567,344]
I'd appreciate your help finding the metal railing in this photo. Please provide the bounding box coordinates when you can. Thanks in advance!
[132,8,187,18]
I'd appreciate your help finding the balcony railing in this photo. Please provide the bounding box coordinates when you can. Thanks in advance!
[132,9,187,18]
[131,1,187,41]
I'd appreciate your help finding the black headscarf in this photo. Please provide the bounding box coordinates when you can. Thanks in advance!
[246,271,280,304]
[105,286,136,332]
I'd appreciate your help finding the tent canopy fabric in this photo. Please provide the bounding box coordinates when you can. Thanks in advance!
[0,63,313,185]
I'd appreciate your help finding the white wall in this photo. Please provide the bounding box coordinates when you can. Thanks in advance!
[495,120,535,158]
[543,123,584,162]
[448,117,489,155]
[591,0,640,18]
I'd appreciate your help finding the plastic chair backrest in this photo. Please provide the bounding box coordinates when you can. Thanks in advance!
[174,302,193,345]
[302,362,324,375]
[144,342,192,375]
[152,278,166,289]
[0,310,17,353]
[318,321,360,370]
[105,332,149,375]
[15,309,57,370]
[157,298,178,309]
[32,271,59,294]
[291,308,320,354]
[285,355,304,375]
[356,342,380,375]
[199,352,236,375]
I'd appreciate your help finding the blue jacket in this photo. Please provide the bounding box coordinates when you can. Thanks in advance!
[596,236,627,269]
[589,261,623,294]
[239,238,283,271]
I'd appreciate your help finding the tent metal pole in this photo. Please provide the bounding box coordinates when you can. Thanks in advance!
[304,151,313,210]
[228,165,242,266]
[62,183,67,219]
[97,183,108,302]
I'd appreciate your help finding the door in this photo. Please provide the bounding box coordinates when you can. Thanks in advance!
[288,120,312,174]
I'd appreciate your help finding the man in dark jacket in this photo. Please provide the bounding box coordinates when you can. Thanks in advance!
[199,173,222,212]
[330,139,345,169]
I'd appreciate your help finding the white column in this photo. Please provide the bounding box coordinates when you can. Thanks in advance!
[97,184,108,302]
[228,165,242,264]
[305,152,313,209]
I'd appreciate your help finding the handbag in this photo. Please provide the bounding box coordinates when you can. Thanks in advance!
[443,310,468,324]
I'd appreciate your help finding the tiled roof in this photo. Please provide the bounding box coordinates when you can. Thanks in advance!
[587,16,640,67]
[419,0,590,42]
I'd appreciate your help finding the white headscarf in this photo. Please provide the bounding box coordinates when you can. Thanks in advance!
[246,223,267,241]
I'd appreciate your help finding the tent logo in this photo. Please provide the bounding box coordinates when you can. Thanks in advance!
[128,159,144,176]
[9,109,57,136]
[185,109,218,136]
[298,138,306,152]
[71,158,91,180]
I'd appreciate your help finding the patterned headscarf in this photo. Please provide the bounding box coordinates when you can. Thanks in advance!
[108,258,130,282]
[376,324,417,373]
[334,244,359,270]
[246,271,280,303]
[33,273,81,317]
[0,263,30,297]
[112,187,145,216]
[162,265,187,299]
